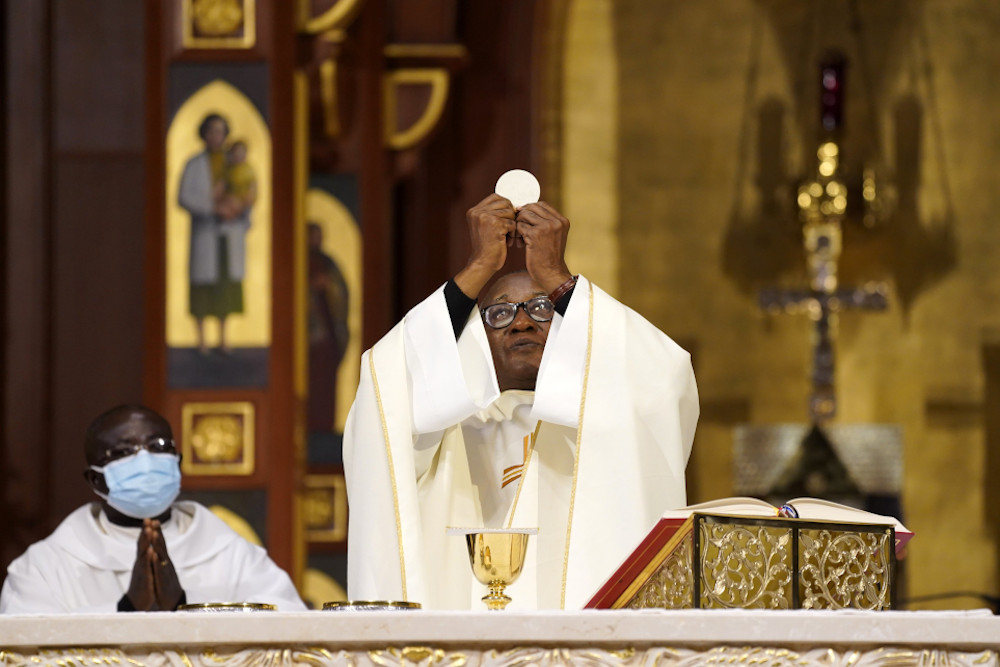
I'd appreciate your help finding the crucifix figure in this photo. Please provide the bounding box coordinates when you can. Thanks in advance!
[736,54,903,535]
[760,137,887,422]
[759,56,889,423]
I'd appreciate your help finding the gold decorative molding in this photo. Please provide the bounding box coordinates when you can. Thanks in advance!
[302,474,348,543]
[383,43,469,62]
[0,648,143,667]
[320,29,348,44]
[298,0,366,35]
[181,401,255,476]
[319,59,341,139]
[383,68,450,151]
[182,0,256,50]
[2,646,997,667]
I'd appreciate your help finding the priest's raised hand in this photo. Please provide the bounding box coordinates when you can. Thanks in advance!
[454,194,574,300]
[455,192,518,298]
[514,200,573,296]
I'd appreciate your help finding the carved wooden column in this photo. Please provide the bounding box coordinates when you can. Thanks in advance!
[294,0,472,599]
[144,0,300,577]
[1,0,54,574]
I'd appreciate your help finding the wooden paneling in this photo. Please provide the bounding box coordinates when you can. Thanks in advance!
[53,1,146,152]
[50,156,146,520]
[266,0,297,571]
[356,0,394,345]
[0,0,7,573]
[1,0,147,577]
[2,0,54,572]
[983,339,1000,591]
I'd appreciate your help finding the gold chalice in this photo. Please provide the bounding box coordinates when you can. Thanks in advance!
[447,527,537,610]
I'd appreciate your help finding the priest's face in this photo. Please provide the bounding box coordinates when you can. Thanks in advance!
[481,272,551,392]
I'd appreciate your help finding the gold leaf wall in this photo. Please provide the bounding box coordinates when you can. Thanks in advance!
[560,0,1000,609]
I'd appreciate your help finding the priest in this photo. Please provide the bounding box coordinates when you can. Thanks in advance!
[344,193,699,609]
[0,404,306,613]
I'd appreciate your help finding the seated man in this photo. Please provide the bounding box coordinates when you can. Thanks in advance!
[0,404,306,613]
[344,194,699,609]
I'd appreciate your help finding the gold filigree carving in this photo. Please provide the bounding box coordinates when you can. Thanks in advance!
[191,0,244,36]
[799,528,893,610]
[484,647,648,666]
[191,415,243,462]
[0,646,997,667]
[190,648,342,667]
[627,530,694,609]
[181,401,255,476]
[619,515,893,610]
[0,648,149,667]
[368,647,465,665]
[182,0,255,49]
[700,522,794,609]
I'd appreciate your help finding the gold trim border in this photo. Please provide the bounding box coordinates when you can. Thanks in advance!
[369,350,408,599]
[319,59,341,138]
[181,401,256,476]
[560,280,594,609]
[384,44,469,60]
[611,515,698,609]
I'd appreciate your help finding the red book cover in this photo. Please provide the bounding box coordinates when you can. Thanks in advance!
[584,516,689,609]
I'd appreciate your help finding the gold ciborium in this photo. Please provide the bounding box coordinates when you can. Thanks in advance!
[447,528,537,610]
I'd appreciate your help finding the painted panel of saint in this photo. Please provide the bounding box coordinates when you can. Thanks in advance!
[166,79,272,388]
[305,184,362,464]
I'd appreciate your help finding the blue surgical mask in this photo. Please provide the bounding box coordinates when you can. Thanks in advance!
[91,450,181,519]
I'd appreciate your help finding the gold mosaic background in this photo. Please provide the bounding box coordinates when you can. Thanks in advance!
[559,0,1000,609]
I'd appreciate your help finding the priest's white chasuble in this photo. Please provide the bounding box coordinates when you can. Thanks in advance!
[344,276,699,609]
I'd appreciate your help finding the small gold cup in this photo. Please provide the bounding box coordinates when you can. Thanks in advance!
[448,528,537,610]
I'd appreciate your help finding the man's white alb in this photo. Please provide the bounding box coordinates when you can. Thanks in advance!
[0,501,307,613]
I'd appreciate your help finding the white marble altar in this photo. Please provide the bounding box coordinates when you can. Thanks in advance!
[2,609,998,666]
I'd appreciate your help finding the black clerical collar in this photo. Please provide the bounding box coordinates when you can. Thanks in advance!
[101,503,172,528]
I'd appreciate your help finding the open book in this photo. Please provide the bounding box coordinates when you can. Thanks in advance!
[584,496,911,609]
[662,496,911,544]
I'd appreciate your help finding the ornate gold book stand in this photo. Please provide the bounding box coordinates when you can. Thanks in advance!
[590,514,897,611]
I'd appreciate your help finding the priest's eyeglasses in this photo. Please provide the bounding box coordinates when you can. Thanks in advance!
[481,296,554,329]
[101,437,176,464]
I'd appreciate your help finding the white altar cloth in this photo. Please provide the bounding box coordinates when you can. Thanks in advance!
[2,609,998,666]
